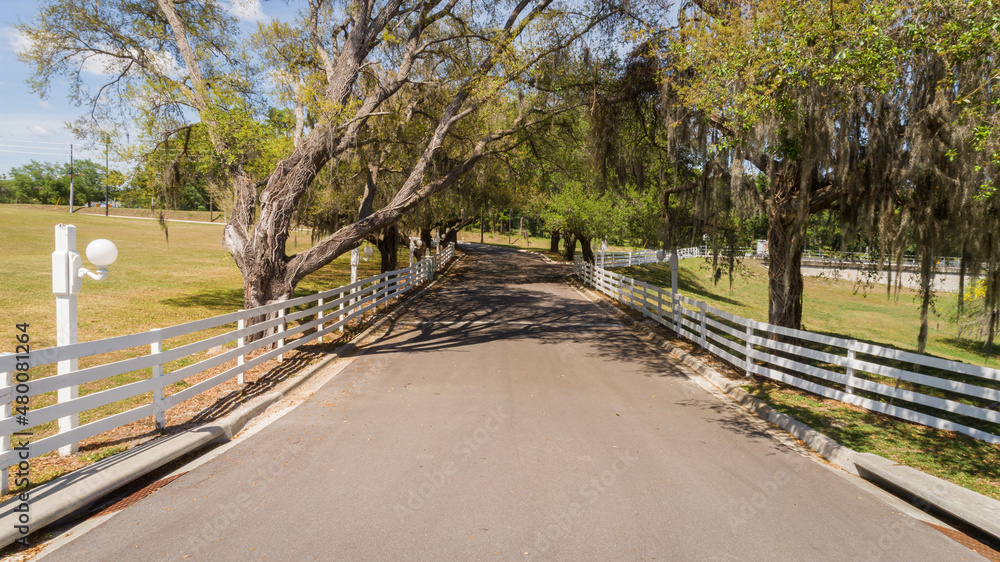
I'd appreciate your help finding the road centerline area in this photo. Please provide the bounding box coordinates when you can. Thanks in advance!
[39,245,984,561]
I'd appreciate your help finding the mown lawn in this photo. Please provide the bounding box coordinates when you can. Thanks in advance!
[0,204,413,494]
[620,256,1000,499]
[623,257,999,368]
[465,228,645,263]
[0,204,395,350]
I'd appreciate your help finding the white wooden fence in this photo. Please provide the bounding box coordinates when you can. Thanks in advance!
[0,244,456,491]
[575,254,1000,445]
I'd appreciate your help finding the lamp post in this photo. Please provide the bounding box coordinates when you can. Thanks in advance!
[52,224,118,455]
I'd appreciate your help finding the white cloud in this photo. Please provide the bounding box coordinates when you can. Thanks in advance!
[226,0,265,22]
[3,27,32,55]
[149,50,183,78]
[80,52,115,76]
[29,125,54,136]
[78,46,183,79]
[38,100,51,108]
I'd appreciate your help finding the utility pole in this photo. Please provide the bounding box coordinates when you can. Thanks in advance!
[104,136,109,217]
[68,144,74,214]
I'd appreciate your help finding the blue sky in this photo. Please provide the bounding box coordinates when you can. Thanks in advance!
[0,0,304,176]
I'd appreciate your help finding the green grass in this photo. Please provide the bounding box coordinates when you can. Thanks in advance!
[619,256,1000,497]
[463,228,644,262]
[6,203,226,223]
[0,204,394,351]
[748,381,1000,500]
[623,257,998,368]
[0,204,411,493]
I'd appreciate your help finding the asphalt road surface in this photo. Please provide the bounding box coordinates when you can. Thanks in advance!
[43,245,983,560]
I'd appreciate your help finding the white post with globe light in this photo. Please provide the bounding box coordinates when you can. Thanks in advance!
[52,224,118,455]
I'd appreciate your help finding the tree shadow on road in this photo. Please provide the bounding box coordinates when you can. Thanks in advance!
[357,244,790,449]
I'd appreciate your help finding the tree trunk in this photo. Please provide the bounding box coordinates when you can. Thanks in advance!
[243,267,294,344]
[985,266,999,357]
[917,242,934,354]
[443,217,474,246]
[480,207,485,243]
[563,234,577,261]
[549,230,560,253]
[579,235,594,264]
[420,227,433,257]
[376,224,399,273]
[958,243,967,316]
[766,205,805,330]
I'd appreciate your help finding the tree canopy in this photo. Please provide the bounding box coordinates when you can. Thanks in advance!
[20,0,619,312]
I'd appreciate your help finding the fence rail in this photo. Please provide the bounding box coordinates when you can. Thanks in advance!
[0,244,456,490]
[575,254,1000,445]
[598,247,966,271]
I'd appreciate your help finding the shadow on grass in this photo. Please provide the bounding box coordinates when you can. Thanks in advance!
[939,337,1000,365]
[748,381,1000,500]
[622,263,743,307]
[161,287,245,313]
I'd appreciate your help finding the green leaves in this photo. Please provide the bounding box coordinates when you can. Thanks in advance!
[6,159,109,205]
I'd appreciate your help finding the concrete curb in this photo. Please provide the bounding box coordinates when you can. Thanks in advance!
[0,428,223,549]
[571,278,1000,544]
[854,453,1000,542]
[0,253,464,550]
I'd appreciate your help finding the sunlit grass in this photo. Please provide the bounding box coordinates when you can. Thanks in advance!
[0,204,415,494]
[748,381,1000,500]
[623,257,998,367]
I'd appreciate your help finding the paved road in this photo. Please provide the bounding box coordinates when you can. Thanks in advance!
[44,245,981,560]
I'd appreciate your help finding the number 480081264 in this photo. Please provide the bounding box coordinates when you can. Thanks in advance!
[15,323,30,366]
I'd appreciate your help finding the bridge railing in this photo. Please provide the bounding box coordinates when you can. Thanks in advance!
[0,243,456,492]
[575,256,1000,445]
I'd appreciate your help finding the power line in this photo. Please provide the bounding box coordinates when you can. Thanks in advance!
[0,138,67,146]
[0,148,70,156]
[0,143,67,152]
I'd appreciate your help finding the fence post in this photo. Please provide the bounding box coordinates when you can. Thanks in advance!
[655,287,667,324]
[277,307,286,362]
[672,292,681,335]
[150,328,166,431]
[698,301,707,347]
[339,289,346,333]
[744,318,755,376]
[317,297,325,343]
[237,311,246,385]
[846,340,858,394]
[628,251,633,266]
[1,355,10,495]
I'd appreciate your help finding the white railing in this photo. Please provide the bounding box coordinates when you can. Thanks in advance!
[601,246,966,271]
[597,247,703,269]
[0,244,456,489]
[575,257,1000,445]
[799,250,962,270]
